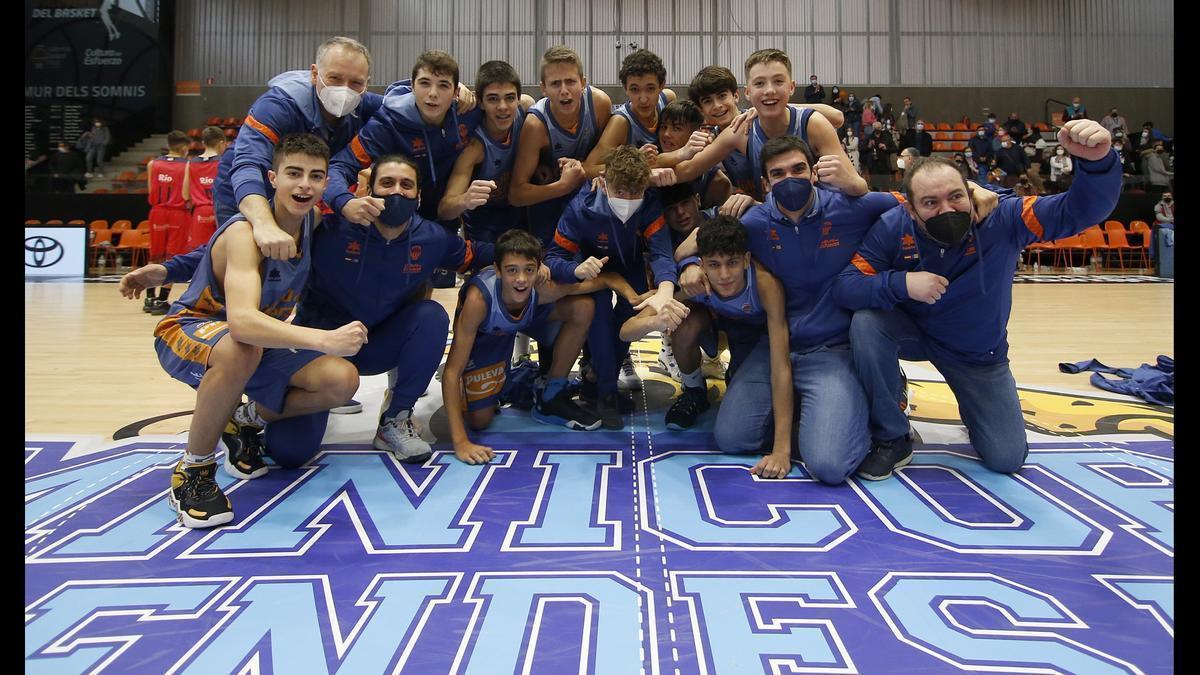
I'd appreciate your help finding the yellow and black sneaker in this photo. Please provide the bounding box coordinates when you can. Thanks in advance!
[222,405,268,480]
[168,461,234,529]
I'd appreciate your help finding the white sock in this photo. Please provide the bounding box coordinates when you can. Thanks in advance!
[682,368,705,389]
[183,450,217,466]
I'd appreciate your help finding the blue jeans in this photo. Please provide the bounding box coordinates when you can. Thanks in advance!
[714,339,871,485]
[849,308,1028,474]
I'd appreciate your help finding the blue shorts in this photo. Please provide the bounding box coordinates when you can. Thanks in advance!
[154,317,323,413]
[462,303,560,412]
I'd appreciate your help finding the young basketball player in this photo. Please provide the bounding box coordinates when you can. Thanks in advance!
[582,48,676,177]
[183,126,228,251]
[143,130,193,314]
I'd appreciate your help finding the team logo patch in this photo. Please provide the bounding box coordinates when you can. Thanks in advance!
[819,238,841,249]
[902,233,917,248]
[410,245,422,260]
[463,361,506,401]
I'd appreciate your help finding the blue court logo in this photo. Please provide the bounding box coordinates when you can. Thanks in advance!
[25,236,63,268]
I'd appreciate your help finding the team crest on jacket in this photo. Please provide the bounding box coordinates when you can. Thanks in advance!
[596,233,609,248]
[410,245,423,260]
[412,137,426,152]
[901,234,916,249]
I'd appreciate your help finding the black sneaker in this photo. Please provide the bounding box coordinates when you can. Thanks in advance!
[148,299,169,315]
[533,389,602,430]
[595,392,630,430]
[578,378,635,413]
[142,295,155,313]
[665,386,711,430]
[856,434,914,481]
[222,415,268,480]
[168,461,234,529]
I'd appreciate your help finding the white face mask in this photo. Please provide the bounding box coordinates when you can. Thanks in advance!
[608,192,643,223]
[896,158,908,170]
[317,73,362,118]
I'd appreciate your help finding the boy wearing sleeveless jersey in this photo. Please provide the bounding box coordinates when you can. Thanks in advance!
[673,50,867,217]
[142,134,367,528]
[143,130,193,314]
[184,126,228,251]
[620,215,794,479]
[658,100,733,209]
[582,49,677,177]
[509,45,614,246]
[438,60,538,243]
[444,230,649,463]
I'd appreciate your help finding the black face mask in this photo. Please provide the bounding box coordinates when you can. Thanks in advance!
[921,210,973,247]
[375,193,418,228]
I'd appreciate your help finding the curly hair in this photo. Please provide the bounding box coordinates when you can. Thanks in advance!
[619,49,667,86]
[697,214,749,258]
[603,145,652,193]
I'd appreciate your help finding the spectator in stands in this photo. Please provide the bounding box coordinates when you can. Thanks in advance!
[982,112,1000,140]
[77,118,112,178]
[878,102,896,130]
[1154,192,1174,229]
[1048,144,1073,192]
[844,126,861,173]
[900,97,918,130]
[845,92,863,138]
[1002,112,1028,144]
[1023,139,1047,193]
[950,152,971,181]
[1014,174,1037,197]
[994,135,1029,188]
[803,74,825,103]
[864,123,896,191]
[897,147,919,179]
[868,95,884,120]
[990,127,1010,154]
[901,120,933,157]
[1102,107,1127,135]
[1143,141,1173,196]
[48,141,86,193]
[967,127,993,179]
[861,98,877,131]
[1064,96,1088,120]
[1137,121,1171,146]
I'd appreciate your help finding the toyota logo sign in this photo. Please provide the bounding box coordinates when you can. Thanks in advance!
[25,235,64,268]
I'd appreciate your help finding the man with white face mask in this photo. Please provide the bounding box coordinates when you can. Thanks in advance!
[545,145,679,429]
[213,36,383,260]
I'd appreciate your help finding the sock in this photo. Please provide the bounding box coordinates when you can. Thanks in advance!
[682,368,705,389]
[158,287,170,301]
[543,377,568,401]
[183,449,217,466]
[233,400,265,428]
[144,290,155,304]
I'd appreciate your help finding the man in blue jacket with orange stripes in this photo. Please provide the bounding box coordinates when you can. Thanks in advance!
[834,119,1121,480]
[214,37,384,260]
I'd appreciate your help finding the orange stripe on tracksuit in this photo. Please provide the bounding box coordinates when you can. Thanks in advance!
[243,114,279,145]
[851,253,877,276]
[456,241,476,273]
[350,136,372,168]
[1021,196,1045,240]
[554,230,580,255]
[642,215,666,241]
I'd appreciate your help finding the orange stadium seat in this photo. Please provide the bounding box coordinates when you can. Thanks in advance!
[44,219,63,225]
[932,142,951,152]
[25,219,42,225]
[206,116,222,126]
[187,128,202,139]
[88,219,108,232]
[950,141,968,151]
[952,122,968,131]
[223,117,238,127]
[134,187,149,194]
[140,155,154,166]
[1080,226,1110,271]
[136,220,151,231]
[1103,228,1134,270]
[111,220,133,232]
[115,228,151,269]
[93,188,110,194]
[88,228,116,269]
[936,122,951,130]
[66,219,86,226]
[224,128,237,138]
[932,132,950,141]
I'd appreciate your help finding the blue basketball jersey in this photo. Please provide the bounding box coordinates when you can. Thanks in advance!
[473,109,525,207]
[690,262,767,325]
[529,87,600,182]
[744,106,813,200]
[460,267,542,370]
[612,92,670,147]
[162,210,315,325]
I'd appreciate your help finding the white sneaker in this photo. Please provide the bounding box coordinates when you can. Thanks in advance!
[701,351,728,380]
[657,344,683,382]
[94,172,104,178]
[84,172,94,178]
[618,356,642,391]
[374,410,432,463]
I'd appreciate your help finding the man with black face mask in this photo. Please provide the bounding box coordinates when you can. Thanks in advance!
[147,153,497,469]
[834,118,1121,480]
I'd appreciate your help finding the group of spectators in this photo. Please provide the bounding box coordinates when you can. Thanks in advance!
[802,82,1174,200]
[25,118,113,193]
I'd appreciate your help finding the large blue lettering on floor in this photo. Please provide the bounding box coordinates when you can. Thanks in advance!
[25,423,1173,674]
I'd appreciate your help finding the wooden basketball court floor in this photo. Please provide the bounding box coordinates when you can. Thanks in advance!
[25,278,1173,673]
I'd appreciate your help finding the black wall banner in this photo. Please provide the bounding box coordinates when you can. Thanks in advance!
[25,0,173,160]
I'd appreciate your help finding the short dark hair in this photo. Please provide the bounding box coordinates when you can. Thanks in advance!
[475,60,522,98]
[619,49,667,86]
[166,130,190,149]
[372,153,422,188]
[758,136,815,179]
[495,228,543,265]
[659,182,699,207]
[201,126,226,147]
[272,133,330,170]
[660,100,704,129]
[697,215,748,258]
[688,65,738,104]
[412,50,460,87]
[902,156,968,201]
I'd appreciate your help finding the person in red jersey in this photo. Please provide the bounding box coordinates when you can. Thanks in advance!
[184,126,229,252]
[144,130,193,314]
